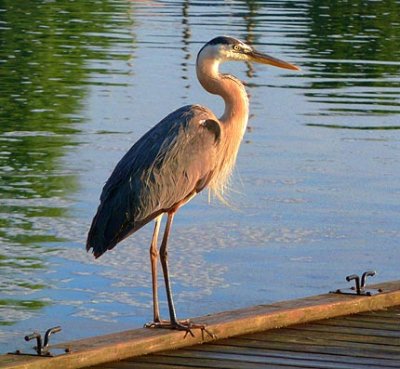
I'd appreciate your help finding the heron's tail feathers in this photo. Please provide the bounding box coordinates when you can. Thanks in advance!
[86,202,134,258]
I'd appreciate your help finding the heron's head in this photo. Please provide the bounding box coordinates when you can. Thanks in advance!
[198,36,300,71]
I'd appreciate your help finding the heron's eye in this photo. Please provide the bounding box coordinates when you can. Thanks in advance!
[233,45,242,52]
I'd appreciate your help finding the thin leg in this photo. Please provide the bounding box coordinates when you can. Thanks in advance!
[145,211,214,338]
[159,212,179,325]
[150,214,162,323]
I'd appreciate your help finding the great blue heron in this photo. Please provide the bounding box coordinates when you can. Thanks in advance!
[87,36,299,334]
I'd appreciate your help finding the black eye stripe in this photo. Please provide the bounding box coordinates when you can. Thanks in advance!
[207,36,238,46]
[198,36,251,58]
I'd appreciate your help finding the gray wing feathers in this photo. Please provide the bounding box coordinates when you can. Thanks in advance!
[87,105,220,257]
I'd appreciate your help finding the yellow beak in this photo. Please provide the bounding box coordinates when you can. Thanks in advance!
[249,50,300,71]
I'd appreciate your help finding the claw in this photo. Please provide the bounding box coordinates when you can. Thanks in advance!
[183,327,195,339]
[201,326,216,340]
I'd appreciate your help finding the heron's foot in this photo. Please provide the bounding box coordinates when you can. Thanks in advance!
[144,318,189,329]
[144,319,215,339]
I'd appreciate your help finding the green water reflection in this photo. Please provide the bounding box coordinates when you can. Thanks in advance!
[307,0,399,63]
[0,299,50,326]
[0,0,133,322]
[303,0,400,121]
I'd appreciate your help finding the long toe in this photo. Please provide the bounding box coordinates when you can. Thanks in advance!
[144,319,167,328]
[145,319,214,339]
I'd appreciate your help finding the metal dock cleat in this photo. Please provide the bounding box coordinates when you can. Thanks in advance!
[331,271,383,296]
[9,326,69,357]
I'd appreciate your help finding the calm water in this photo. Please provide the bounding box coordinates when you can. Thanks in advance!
[1,0,399,353]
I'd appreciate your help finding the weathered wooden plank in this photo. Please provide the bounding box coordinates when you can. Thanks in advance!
[207,338,400,360]
[94,304,400,369]
[312,318,400,331]
[358,306,400,314]
[87,311,400,368]
[95,361,207,369]
[242,329,400,351]
[356,310,400,320]
[95,361,211,369]
[142,349,387,369]
[0,356,47,369]
[287,323,400,338]
[1,280,400,369]
[189,344,400,368]
[319,315,400,328]
[131,354,313,369]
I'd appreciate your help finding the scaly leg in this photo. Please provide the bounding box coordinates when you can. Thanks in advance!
[150,214,162,323]
[144,213,181,328]
[159,212,181,326]
[154,212,212,338]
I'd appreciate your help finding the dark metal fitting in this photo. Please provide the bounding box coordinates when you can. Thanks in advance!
[346,274,361,294]
[43,326,62,348]
[361,270,376,288]
[331,270,380,296]
[24,332,42,356]
[24,326,62,356]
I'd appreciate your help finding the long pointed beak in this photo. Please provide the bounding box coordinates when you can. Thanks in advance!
[249,50,300,71]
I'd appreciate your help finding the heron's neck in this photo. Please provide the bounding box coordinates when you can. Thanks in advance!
[196,57,249,135]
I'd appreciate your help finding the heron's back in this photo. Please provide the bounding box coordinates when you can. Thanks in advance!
[87,105,221,258]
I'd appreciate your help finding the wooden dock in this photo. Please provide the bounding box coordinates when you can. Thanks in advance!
[1,280,400,369]
[102,305,400,368]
